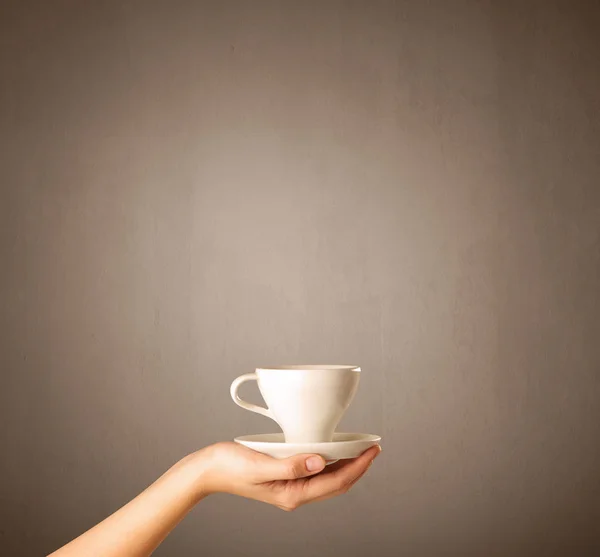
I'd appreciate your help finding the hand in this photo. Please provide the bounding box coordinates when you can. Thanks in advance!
[188,441,381,511]
[49,443,381,557]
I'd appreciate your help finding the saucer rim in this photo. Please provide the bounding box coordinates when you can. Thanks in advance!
[233,432,382,446]
[233,432,382,463]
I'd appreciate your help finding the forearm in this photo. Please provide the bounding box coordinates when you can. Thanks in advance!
[49,456,206,557]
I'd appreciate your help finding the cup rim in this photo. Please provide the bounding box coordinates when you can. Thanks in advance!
[256,364,361,372]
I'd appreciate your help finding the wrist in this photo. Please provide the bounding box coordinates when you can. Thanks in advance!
[175,450,214,502]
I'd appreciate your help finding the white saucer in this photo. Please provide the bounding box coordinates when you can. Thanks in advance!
[234,432,381,463]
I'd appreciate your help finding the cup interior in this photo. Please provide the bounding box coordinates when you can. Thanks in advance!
[257,364,360,372]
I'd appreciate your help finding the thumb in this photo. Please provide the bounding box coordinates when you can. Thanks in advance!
[255,453,326,482]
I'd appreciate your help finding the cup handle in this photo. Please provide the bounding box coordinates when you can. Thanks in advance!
[230,373,275,421]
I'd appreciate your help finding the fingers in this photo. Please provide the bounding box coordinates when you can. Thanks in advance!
[302,445,381,501]
[253,452,327,482]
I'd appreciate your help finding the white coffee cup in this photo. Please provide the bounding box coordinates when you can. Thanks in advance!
[230,365,361,443]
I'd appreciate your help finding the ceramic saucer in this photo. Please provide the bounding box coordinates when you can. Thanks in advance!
[234,432,381,464]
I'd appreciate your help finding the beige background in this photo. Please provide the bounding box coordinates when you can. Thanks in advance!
[1,1,599,556]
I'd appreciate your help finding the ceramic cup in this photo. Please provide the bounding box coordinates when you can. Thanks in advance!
[230,365,361,443]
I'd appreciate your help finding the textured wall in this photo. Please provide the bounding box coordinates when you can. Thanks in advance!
[1,1,599,556]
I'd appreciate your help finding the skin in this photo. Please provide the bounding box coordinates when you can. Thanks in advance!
[49,442,381,557]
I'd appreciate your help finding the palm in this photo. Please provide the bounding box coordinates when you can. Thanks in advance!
[209,441,378,511]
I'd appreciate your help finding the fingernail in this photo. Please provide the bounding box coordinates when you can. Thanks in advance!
[306,456,325,472]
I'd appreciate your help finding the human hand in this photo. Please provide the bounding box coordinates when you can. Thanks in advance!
[49,443,380,557]
[187,441,381,511]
